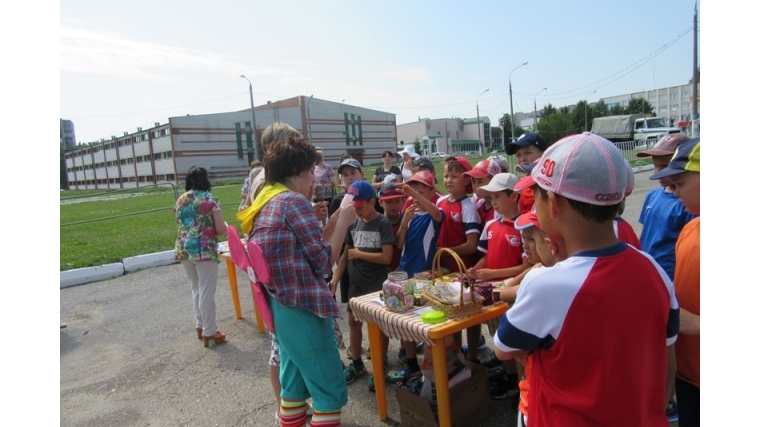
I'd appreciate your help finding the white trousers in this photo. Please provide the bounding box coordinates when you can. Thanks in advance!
[181,259,219,336]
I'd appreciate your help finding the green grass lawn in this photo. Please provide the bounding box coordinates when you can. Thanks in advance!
[59,153,648,271]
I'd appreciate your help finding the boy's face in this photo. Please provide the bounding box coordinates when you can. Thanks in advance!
[443,165,470,196]
[651,154,675,187]
[521,228,541,265]
[340,167,364,187]
[515,146,544,165]
[471,176,492,194]
[533,186,559,239]
[491,190,518,217]
[671,171,700,214]
[354,199,377,220]
[409,181,433,200]
[533,229,556,267]
[380,197,404,218]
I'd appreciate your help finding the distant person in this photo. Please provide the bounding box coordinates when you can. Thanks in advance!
[239,161,263,211]
[314,147,337,206]
[649,137,700,427]
[251,134,356,427]
[494,133,678,427]
[397,145,420,182]
[173,166,228,347]
[372,150,402,192]
[506,133,548,214]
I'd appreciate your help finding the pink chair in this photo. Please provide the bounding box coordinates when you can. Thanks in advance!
[226,225,275,333]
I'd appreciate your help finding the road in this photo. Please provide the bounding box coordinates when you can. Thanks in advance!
[61,171,670,427]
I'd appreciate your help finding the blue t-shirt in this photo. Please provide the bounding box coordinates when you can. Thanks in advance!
[638,187,698,280]
[399,210,443,277]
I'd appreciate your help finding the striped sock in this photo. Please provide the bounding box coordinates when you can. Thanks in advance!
[279,398,307,427]
[309,409,341,427]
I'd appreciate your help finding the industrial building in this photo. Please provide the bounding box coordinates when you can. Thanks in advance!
[396,116,492,156]
[63,97,397,190]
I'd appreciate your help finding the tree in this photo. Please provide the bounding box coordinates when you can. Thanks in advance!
[610,104,625,115]
[498,113,525,142]
[542,103,558,116]
[591,99,609,118]
[625,98,654,115]
[536,113,575,146]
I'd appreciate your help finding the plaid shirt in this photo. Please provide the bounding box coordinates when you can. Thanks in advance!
[251,191,341,319]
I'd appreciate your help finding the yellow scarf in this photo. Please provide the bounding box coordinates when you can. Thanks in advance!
[236,182,289,235]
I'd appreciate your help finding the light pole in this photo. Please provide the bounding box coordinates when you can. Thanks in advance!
[533,87,547,131]
[306,95,314,144]
[240,74,259,161]
[476,88,489,154]
[509,61,529,144]
[584,90,598,132]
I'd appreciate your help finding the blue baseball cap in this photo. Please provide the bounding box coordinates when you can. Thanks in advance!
[348,180,376,207]
[506,133,548,155]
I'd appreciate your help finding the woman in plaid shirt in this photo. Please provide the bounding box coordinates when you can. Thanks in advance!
[251,134,355,427]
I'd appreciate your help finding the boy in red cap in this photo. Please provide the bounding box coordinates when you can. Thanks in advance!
[495,133,678,427]
[464,158,503,226]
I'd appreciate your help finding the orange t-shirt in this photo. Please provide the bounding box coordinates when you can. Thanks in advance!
[518,355,533,416]
[674,217,700,387]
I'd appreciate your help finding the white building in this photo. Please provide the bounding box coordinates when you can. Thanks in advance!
[396,116,492,155]
[64,97,397,190]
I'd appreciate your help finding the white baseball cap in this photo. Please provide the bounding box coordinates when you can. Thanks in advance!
[531,132,634,205]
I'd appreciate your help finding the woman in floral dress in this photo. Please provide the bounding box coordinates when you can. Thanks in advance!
[174,166,228,347]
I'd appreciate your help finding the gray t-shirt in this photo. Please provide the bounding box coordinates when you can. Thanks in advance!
[345,214,396,288]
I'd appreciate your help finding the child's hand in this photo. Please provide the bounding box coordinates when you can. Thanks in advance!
[328,279,338,296]
[346,248,363,261]
[474,269,494,281]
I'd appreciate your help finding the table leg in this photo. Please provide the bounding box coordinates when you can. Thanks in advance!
[431,337,452,427]
[367,322,387,421]
[225,259,243,319]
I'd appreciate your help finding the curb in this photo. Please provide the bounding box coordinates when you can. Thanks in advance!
[60,250,177,288]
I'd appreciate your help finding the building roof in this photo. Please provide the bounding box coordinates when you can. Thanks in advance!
[462,117,490,125]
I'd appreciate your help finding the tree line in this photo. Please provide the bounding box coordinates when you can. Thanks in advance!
[499,98,655,146]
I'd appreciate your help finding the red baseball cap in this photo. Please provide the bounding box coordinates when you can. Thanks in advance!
[514,176,536,192]
[464,159,501,179]
[514,208,542,231]
[407,171,435,189]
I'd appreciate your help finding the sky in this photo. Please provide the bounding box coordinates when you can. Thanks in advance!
[58,0,704,144]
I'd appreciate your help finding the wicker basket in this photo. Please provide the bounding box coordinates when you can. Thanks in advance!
[422,248,482,319]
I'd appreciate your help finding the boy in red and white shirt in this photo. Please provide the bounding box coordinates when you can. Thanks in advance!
[464,158,502,226]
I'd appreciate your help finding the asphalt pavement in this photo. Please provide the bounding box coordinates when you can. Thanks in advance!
[61,171,668,427]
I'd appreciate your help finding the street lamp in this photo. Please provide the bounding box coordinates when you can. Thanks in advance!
[476,88,489,154]
[306,95,314,144]
[239,74,259,161]
[533,87,547,131]
[584,90,598,132]
[509,61,529,144]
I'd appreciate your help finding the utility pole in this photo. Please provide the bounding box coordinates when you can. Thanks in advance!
[692,2,699,137]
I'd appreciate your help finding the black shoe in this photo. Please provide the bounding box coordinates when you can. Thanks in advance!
[488,366,506,386]
[489,375,518,399]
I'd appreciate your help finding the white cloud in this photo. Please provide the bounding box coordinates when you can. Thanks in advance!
[59,27,282,81]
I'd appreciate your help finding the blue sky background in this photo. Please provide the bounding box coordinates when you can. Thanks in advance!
[58,0,701,143]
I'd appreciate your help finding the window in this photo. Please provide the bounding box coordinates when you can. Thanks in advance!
[136,157,143,163]
[659,95,667,102]
[670,93,678,100]
[127,158,134,164]
[166,173,175,180]
[659,106,667,112]
[682,103,690,110]
[164,151,172,158]
[120,159,127,165]
[154,153,161,160]
[682,90,690,98]
[671,104,679,110]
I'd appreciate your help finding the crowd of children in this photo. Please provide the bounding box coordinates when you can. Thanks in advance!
[243,124,700,427]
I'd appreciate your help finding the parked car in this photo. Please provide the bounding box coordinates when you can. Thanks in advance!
[430,152,448,158]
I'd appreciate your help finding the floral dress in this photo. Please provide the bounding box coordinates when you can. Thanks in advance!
[314,163,336,199]
[174,190,222,262]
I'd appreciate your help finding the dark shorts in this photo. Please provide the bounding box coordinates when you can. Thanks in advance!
[346,281,383,313]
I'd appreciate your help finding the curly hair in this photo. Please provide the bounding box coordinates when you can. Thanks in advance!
[264,133,318,185]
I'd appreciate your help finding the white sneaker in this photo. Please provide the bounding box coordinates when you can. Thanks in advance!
[306,402,314,417]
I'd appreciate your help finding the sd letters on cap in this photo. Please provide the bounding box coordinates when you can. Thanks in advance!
[531,132,634,206]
